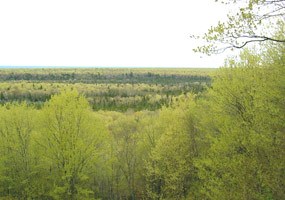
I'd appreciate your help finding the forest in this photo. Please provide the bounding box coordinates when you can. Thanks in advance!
[0,68,211,111]
[0,43,284,199]
[0,0,284,199]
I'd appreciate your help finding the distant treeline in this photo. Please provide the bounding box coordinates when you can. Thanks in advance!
[0,68,213,111]
[0,68,212,84]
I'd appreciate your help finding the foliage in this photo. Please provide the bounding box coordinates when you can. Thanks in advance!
[39,90,107,199]
[195,44,285,199]
[193,0,285,54]
[144,95,199,199]
[0,68,212,111]
[0,44,284,199]
[0,103,41,199]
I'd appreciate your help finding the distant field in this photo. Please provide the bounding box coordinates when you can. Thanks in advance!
[0,68,215,111]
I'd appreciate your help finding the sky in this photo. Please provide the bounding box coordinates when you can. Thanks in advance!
[0,0,231,68]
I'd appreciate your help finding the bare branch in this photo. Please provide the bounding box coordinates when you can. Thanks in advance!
[213,35,285,54]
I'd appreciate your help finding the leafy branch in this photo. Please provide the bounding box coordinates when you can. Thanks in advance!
[193,0,285,54]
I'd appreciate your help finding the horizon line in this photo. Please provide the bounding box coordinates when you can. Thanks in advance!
[0,66,218,69]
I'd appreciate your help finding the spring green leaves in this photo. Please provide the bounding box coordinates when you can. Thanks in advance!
[194,0,285,54]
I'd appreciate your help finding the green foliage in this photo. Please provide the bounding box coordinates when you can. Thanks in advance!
[109,114,141,199]
[0,103,41,199]
[195,44,285,199]
[143,95,201,199]
[194,0,285,54]
[0,68,212,111]
[0,44,284,199]
[39,89,107,199]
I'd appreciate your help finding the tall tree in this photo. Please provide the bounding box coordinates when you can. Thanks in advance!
[40,90,106,200]
[144,95,199,199]
[0,103,39,199]
[109,113,141,200]
[196,43,285,199]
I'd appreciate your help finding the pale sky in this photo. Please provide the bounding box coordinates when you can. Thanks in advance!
[0,0,230,68]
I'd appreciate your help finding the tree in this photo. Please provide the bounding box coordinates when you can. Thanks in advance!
[144,95,200,199]
[193,0,285,54]
[39,90,106,200]
[0,103,40,199]
[195,44,285,199]
[108,113,140,200]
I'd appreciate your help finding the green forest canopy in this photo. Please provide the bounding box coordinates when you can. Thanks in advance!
[0,68,212,111]
[0,0,284,198]
[0,41,284,199]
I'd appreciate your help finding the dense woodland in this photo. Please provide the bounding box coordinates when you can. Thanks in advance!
[0,42,284,199]
[1,0,285,199]
[0,68,211,111]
